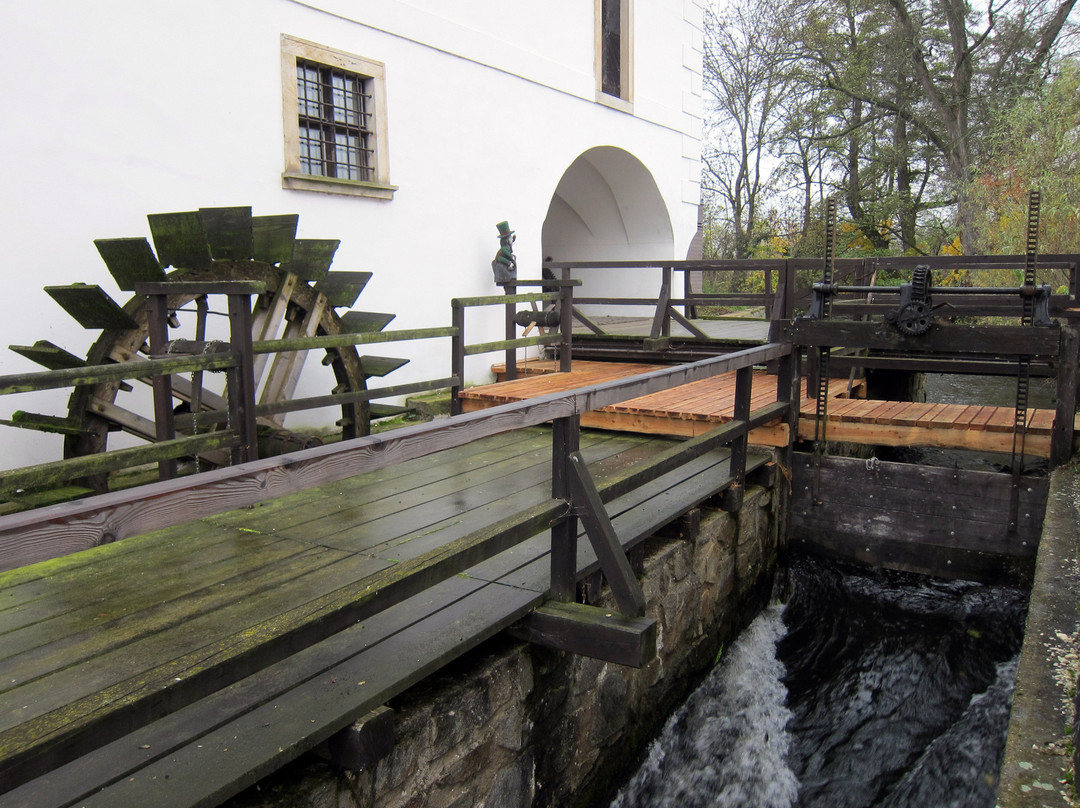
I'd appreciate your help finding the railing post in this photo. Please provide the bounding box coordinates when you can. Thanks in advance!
[663,264,673,337]
[143,290,177,481]
[721,365,752,512]
[503,283,517,381]
[550,414,580,601]
[227,291,258,465]
[559,280,574,373]
[450,301,464,416]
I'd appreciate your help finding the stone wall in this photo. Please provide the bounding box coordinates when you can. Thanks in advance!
[225,482,782,808]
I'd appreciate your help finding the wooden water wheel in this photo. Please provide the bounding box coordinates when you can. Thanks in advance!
[7,206,404,492]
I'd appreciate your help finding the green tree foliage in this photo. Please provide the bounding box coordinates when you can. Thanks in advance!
[700,0,1079,258]
[971,58,1080,269]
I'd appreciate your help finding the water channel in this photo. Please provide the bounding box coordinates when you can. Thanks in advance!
[608,371,1039,807]
[610,556,1028,808]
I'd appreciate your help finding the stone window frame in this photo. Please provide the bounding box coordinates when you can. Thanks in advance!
[281,34,397,200]
[594,0,634,113]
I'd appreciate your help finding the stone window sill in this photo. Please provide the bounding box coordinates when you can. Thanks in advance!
[282,172,397,200]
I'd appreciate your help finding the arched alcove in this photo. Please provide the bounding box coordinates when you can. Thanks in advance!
[541,146,674,313]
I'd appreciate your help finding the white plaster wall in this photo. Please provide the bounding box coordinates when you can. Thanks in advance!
[0,0,703,469]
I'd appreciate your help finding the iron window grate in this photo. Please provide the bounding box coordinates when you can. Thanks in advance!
[296,59,375,181]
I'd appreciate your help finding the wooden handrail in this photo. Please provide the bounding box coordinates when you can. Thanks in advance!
[0,352,239,396]
[0,342,791,570]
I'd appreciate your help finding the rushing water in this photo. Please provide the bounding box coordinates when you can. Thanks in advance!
[610,557,1028,808]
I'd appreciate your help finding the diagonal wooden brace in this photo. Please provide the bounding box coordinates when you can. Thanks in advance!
[568,452,646,617]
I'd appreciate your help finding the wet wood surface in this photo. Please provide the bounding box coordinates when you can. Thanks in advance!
[0,427,764,806]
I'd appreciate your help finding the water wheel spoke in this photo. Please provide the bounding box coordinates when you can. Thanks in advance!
[259,293,330,424]
[250,272,299,385]
[88,397,231,465]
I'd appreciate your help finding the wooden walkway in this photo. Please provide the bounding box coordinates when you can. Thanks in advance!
[461,360,1072,457]
[0,427,765,807]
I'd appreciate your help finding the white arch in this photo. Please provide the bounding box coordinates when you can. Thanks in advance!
[542,147,674,313]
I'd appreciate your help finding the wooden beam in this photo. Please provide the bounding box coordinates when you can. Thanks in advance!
[1052,326,1079,466]
[568,452,646,617]
[311,706,394,773]
[509,601,657,668]
[789,320,1061,356]
[796,417,1054,458]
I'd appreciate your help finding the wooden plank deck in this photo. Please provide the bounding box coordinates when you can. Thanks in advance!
[0,427,766,806]
[461,361,1073,458]
[797,397,1069,458]
[461,360,853,443]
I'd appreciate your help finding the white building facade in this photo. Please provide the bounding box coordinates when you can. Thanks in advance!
[0,0,704,469]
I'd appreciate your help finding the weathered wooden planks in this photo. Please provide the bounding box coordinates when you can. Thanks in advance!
[460,360,818,443]
[795,397,1062,457]
[790,453,1049,582]
[0,426,737,800]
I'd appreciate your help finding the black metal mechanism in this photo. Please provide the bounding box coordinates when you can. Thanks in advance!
[1009,190,1042,532]
[888,264,934,335]
[811,199,838,503]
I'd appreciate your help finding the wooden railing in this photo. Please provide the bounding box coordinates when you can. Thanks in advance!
[0,282,457,501]
[0,342,794,584]
[545,254,1080,341]
[450,280,578,414]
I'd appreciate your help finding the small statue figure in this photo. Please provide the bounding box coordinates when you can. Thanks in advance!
[492,220,517,284]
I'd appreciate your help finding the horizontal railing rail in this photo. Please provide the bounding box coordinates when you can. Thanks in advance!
[0,341,792,572]
[546,254,1080,335]
[0,291,460,502]
[450,281,578,413]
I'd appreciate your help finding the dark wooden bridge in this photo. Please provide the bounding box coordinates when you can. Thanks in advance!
[1,246,1079,806]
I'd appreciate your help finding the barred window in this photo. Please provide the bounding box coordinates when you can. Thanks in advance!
[281,35,395,199]
[296,59,374,182]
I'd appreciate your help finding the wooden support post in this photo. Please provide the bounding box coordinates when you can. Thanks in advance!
[721,365,752,513]
[450,302,464,416]
[312,706,394,773]
[684,267,696,319]
[559,280,574,373]
[503,283,517,381]
[649,266,673,340]
[550,415,580,602]
[143,291,177,481]
[1052,325,1079,466]
[228,292,258,465]
[582,570,603,604]
[568,451,646,617]
[765,264,774,316]
[510,601,657,668]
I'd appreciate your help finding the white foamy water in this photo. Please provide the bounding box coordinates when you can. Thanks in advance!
[610,605,798,808]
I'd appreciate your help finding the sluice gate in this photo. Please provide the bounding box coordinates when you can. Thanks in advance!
[789,453,1050,584]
